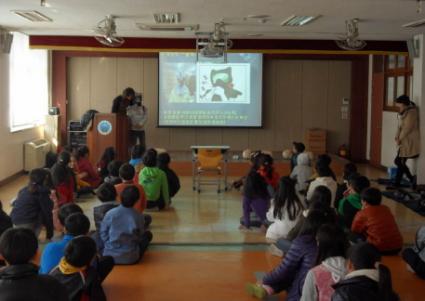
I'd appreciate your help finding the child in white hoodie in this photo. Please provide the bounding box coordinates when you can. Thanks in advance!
[301,224,349,301]
[266,177,304,241]
[290,152,312,196]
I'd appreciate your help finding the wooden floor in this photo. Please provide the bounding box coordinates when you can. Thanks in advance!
[0,164,424,300]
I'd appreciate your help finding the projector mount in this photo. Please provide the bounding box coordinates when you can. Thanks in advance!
[196,22,233,62]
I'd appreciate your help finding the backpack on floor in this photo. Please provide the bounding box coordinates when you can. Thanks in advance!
[415,226,425,262]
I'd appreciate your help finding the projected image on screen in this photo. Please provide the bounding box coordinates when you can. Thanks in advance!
[198,64,250,104]
[159,52,263,127]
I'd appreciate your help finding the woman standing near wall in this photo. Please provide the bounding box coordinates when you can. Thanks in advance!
[393,95,420,188]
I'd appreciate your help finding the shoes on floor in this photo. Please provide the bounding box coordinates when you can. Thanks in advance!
[268,244,284,257]
[245,283,267,299]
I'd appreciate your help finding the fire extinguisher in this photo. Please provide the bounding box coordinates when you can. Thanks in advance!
[338,144,350,159]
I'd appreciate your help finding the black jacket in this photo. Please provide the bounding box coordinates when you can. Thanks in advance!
[0,263,68,301]
[111,95,133,114]
[332,276,399,301]
[50,265,106,301]
[0,209,12,236]
[10,186,54,239]
[160,167,181,198]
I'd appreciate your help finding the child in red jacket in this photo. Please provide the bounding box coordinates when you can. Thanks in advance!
[76,146,101,188]
[350,188,403,255]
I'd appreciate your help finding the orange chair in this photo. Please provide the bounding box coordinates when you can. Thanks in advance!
[195,148,223,193]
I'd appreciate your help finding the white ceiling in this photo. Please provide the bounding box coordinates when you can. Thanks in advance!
[0,0,424,40]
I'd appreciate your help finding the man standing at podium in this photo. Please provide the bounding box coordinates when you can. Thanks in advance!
[112,87,148,149]
[112,87,136,114]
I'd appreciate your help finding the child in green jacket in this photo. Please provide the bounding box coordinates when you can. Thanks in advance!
[337,175,370,230]
[139,149,170,210]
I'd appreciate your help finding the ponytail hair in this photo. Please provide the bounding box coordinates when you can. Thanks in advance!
[28,168,48,194]
[348,242,399,301]
[376,263,398,301]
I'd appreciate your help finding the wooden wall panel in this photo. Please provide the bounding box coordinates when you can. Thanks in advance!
[248,59,275,150]
[90,58,117,114]
[116,58,143,94]
[169,128,197,150]
[302,61,329,131]
[273,60,303,150]
[222,128,249,150]
[195,128,223,145]
[66,57,352,154]
[67,57,90,121]
[327,61,351,153]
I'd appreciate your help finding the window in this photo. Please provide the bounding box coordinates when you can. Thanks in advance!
[384,54,412,111]
[9,32,49,132]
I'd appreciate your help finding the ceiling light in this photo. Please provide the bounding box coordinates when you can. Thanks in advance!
[153,13,180,24]
[12,10,52,22]
[137,23,199,31]
[280,15,321,27]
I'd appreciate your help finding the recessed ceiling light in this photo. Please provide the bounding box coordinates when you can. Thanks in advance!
[153,13,180,24]
[136,23,199,31]
[12,10,53,22]
[247,33,264,37]
[246,15,270,19]
[281,15,321,27]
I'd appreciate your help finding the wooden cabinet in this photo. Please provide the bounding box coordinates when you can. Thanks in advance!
[306,129,327,155]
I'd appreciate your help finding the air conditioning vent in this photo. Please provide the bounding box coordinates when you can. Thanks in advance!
[403,18,425,28]
[153,13,180,24]
[12,10,52,22]
[136,23,199,31]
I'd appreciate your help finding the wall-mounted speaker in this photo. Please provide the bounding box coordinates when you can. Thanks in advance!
[0,30,13,54]
[407,38,420,59]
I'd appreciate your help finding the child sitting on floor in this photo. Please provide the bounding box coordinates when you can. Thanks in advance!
[51,151,76,205]
[0,228,68,300]
[97,147,115,182]
[54,202,84,236]
[290,142,306,171]
[290,152,312,197]
[240,166,270,230]
[307,160,338,205]
[40,212,91,274]
[10,168,54,241]
[157,152,180,200]
[76,146,101,188]
[266,177,304,241]
[94,183,118,233]
[129,144,145,174]
[104,160,123,185]
[257,153,280,195]
[139,149,170,210]
[350,188,403,255]
[0,202,12,266]
[332,242,399,301]
[402,225,425,279]
[246,210,329,300]
[50,236,110,301]
[335,163,358,204]
[100,186,153,265]
[337,175,370,230]
[115,164,148,217]
[301,224,349,301]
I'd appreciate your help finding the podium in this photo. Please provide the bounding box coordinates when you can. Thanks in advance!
[87,113,130,165]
